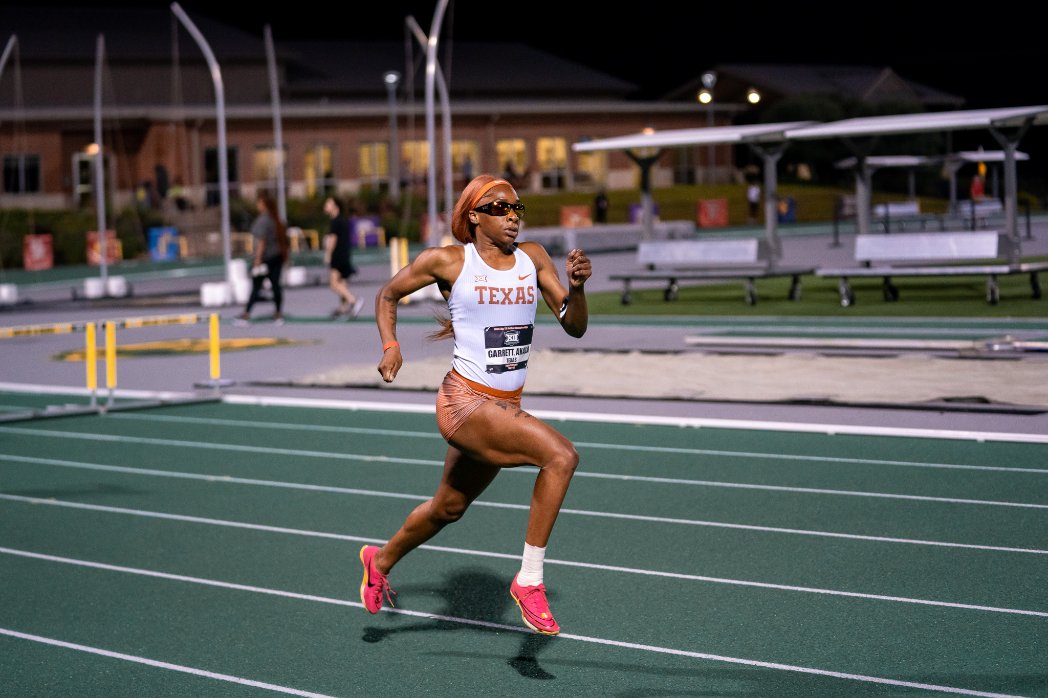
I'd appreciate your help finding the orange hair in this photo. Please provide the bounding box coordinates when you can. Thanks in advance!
[432,175,516,340]
[450,175,514,244]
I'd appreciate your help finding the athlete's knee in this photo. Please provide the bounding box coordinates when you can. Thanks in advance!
[545,444,579,479]
[430,497,470,525]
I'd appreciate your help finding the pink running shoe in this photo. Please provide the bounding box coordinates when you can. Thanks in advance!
[359,545,395,613]
[510,575,560,635]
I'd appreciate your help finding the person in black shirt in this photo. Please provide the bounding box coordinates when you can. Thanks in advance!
[593,188,609,223]
[323,196,364,319]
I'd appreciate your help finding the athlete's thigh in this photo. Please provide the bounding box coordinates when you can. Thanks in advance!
[433,445,502,507]
[451,399,572,467]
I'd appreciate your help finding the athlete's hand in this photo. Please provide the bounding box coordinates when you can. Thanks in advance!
[377,346,402,383]
[566,248,591,288]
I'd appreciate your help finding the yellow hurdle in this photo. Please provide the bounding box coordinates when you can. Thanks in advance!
[104,321,116,407]
[85,322,98,407]
[388,237,400,279]
[209,313,221,382]
[2,312,231,414]
[389,237,412,305]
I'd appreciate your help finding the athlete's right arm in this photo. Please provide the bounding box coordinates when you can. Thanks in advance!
[376,246,461,383]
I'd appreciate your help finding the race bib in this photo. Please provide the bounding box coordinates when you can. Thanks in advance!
[484,324,533,374]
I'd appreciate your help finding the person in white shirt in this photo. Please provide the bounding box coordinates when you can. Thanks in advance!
[747,182,761,223]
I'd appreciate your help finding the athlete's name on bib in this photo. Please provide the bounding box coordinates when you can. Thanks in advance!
[487,346,530,358]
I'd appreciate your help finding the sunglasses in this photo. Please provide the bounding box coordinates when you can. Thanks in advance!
[473,200,525,217]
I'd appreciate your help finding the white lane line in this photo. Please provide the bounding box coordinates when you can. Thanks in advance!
[0,426,439,466]
[0,548,1028,698]
[2,430,1044,509]
[2,383,1045,444]
[0,628,337,697]
[2,458,1046,555]
[572,477,1048,509]
[1,502,1045,617]
[221,393,1048,444]
[105,413,1048,475]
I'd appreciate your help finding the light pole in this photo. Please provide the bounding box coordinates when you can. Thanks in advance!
[626,127,662,241]
[383,70,401,203]
[699,71,717,183]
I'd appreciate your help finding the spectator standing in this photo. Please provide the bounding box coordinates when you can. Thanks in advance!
[462,154,474,184]
[747,182,761,223]
[503,160,520,187]
[237,192,289,325]
[593,188,609,223]
[155,164,170,201]
[169,177,191,211]
[970,174,986,201]
[323,196,364,319]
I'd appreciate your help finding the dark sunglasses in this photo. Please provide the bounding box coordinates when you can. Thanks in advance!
[473,200,525,217]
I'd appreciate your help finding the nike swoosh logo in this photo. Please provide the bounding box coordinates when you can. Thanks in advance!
[518,274,532,280]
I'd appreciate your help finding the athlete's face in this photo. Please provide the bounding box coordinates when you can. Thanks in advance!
[469,184,522,253]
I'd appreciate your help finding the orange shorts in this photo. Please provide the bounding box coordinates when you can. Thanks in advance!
[436,369,523,441]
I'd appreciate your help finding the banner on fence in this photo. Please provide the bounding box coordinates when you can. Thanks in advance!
[23,233,54,271]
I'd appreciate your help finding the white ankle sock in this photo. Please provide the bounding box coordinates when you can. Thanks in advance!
[515,542,545,586]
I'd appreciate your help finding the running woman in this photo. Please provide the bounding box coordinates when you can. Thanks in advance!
[360,174,591,635]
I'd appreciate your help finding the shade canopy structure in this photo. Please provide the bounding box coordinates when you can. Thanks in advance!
[833,152,1030,212]
[785,106,1048,251]
[945,149,1031,208]
[835,156,935,169]
[833,155,936,202]
[573,121,816,264]
[951,150,1031,163]
[574,106,1048,263]
[783,106,1048,139]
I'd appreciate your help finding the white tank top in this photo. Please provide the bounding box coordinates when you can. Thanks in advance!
[448,243,538,391]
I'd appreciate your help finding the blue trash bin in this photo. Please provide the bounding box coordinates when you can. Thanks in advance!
[628,203,660,223]
[776,197,797,224]
[148,226,180,262]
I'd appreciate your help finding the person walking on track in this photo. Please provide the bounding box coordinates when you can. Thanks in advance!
[237,191,289,325]
[359,173,592,635]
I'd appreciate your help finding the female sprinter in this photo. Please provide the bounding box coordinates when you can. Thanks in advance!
[359,174,591,635]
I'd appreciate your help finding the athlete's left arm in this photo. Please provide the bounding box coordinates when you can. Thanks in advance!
[522,242,590,338]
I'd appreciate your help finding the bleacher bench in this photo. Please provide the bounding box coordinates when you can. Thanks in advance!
[609,238,814,306]
[815,231,1048,306]
[873,201,920,219]
[872,200,944,232]
[958,199,1004,220]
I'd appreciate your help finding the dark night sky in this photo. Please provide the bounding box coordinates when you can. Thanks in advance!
[127,2,1047,108]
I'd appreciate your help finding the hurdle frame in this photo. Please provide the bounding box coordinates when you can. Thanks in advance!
[0,312,228,422]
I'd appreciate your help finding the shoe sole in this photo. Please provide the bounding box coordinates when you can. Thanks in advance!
[509,588,560,635]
